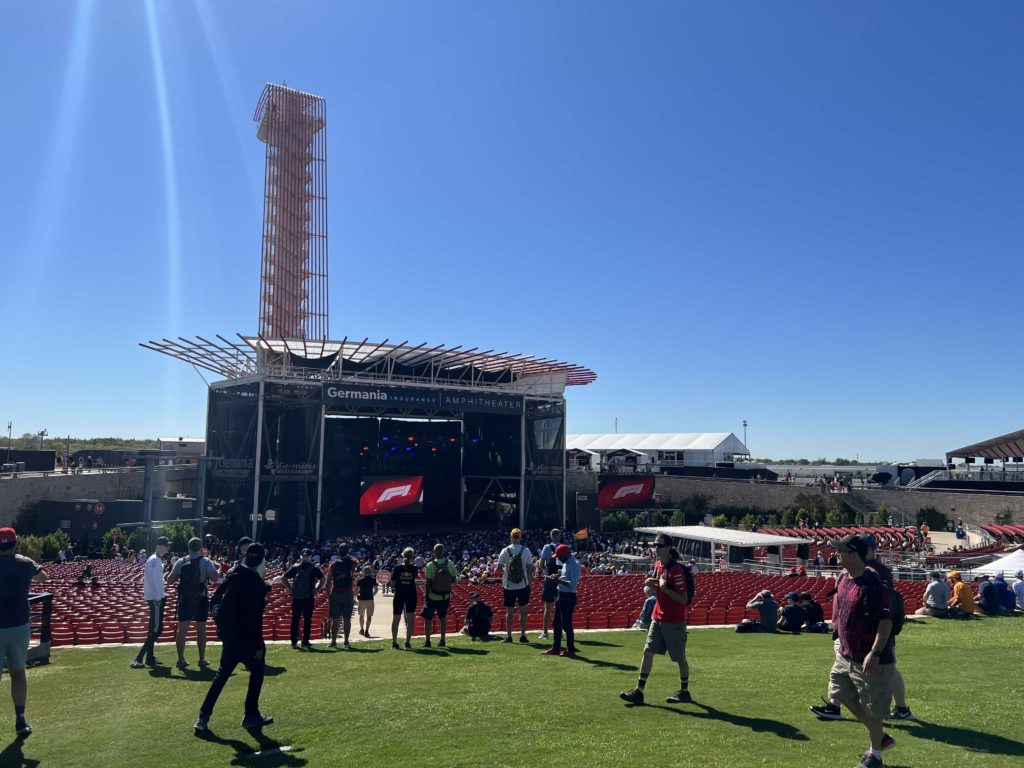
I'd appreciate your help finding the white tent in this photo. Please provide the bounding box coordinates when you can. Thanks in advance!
[967,548,1024,578]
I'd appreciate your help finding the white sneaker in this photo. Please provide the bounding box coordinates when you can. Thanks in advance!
[538,632,550,640]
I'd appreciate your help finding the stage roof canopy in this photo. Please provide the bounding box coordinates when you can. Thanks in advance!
[634,525,813,548]
[946,428,1024,460]
[141,334,597,388]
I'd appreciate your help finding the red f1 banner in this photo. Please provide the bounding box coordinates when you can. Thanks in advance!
[359,476,424,516]
[598,476,656,509]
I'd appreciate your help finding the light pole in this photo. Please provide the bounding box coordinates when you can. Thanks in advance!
[37,429,48,449]
[742,420,748,454]
[5,421,10,466]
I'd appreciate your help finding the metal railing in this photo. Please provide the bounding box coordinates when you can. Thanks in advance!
[27,593,52,666]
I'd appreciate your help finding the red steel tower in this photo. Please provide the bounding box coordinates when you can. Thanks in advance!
[254,84,329,340]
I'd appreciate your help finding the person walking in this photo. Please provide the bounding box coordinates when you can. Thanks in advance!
[166,537,218,670]
[324,546,357,649]
[283,549,323,650]
[356,565,377,638]
[390,547,419,650]
[541,544,580,658]
[496,528,533,644]
[131,536,169,669]
[422,544,457,648]
[537,529,562,640]
[0,527,48,737]
[194,544,272,735]
[619,533,693,705]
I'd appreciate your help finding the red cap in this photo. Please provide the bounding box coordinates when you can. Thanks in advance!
[0,527,16,545]
[554,544,571,560]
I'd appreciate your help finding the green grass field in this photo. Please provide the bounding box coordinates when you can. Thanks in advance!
[4,618,1022,768]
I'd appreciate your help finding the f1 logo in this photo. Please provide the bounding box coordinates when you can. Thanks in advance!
[378,484,412,503]
[613,483,645,500]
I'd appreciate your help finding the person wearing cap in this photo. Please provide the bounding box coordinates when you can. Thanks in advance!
[422,543,458,648]
[537,528,562,640]
[496,527,534,644]
[946,570,975,618]
[541,544,580,657]
[1013,570,1024,612]
[915,571,950,618]
[819,534,896,768]
[464,591,494,641]
[975,575,1002,616]
[324,544,358,649]
[778,592,807,634]
[131,536,170,669]
[283,548,323,650]
[619,533,692,705]
[194,544,273,735]
[166,537,219,670]
[0,527,48,737]
[993,573,1015,614]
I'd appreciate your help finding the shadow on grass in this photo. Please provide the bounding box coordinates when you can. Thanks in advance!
[575,639,623,648]
[891,718,1024,757]
[412,648,450,657]
[0,737,40,768]
[344,646,382,654]
[628,700,809,741]
[197,728,307,767]
[447,646,489,656]
[567,654,637,672]
[149,664,286,681]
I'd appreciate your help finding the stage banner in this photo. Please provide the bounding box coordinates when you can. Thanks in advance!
[360,476,424,516]
[324,383,523,415]
[597,476,656,510]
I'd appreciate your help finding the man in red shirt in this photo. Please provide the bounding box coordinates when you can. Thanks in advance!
[619,533,692,705]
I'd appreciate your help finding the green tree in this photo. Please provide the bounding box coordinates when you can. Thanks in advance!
[160,522,196,553]
[101,528,126,556]
[16,535,43,563]
[780,507,798,527]
[916,507,947,530]
[41,531,71,560]
[739,513,757,530]
[710,514,730,528]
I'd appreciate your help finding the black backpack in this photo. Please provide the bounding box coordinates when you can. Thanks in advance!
[431,559,453,596]
[889,586,906,636]
[179,558,206,603]
[678,562,696,605]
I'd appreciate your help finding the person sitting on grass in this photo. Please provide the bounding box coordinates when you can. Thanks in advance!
[464,592,494,641]
[736,590,778,633]
[914,571,949,618]
[800,592,829,633]
[777,592,807,633]
[946,571,975,618]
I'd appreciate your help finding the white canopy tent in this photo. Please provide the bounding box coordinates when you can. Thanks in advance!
[965,548,1024,579]
[635,526,812,571]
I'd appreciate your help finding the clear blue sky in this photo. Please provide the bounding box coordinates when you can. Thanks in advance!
[3,1,1022,460]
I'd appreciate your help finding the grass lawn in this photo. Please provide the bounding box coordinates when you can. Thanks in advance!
[4,617,1022,768]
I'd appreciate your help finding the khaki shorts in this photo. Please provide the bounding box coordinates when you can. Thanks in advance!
[644,620,687,662]
[828,654,894,720]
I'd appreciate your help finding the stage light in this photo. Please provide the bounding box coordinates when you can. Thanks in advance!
[382,436,389,441]
[471,438,478,444]
[449,438,456,443]
[408,436,414,441]
[431,447,438,453]
[391,447,397,452]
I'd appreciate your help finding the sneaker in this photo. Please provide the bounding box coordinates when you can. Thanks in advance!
[502,636,513,643]
[541,647,560,655]
[889,706,915,721]
[404,641,412,650]
[241,714,274,730]
[193,718,208,736]
[666,689,692,704]
[291,643,299,650]
[855,752,883,768]
[423,639,431,648]
[343,642,351,650]
[301,642,313,650]
[15,719,32,737]
[619,688,645,705]
[146,657,160,667]
[810,698,842,720]
[130,660,146,669]
[197,659,210,668]
[519,634,529,643]
[538,632,550,640]
[392,641,400,650]
[438,639,446,647]
[881,734,895,752]
[559,649,576,658]
[175,660,189,670]
[329,642,338,649]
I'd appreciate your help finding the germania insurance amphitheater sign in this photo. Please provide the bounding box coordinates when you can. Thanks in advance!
[323,383,524,414]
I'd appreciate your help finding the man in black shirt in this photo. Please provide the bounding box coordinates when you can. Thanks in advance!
[324,546,358,649]
[283,549,323,650]
[390,547,419,650]
[195,544,272,734]
[778,592,807,633]
[465,592,494,640]
[800,592,828,633]
[0,527,48,737]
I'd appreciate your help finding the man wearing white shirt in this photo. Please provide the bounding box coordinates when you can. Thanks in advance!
[131,536,169,669]
[1014,570,1024,612]
[496,528,533,643]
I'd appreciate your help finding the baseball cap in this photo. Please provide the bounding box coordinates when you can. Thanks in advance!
[155,536,170,547]
[301,548,312,556]
[510,528,522,538]
[786,591,799,600]
[1016,570,1024,579]
[860,534,878,551]
[237,536,253,548]
[948,570,960,579]
[554,544,571,559]
[469,591,480,599]
[0,528,17,545]
[833,534,868,559]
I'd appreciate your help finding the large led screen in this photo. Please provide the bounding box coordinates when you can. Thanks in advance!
[359,476,424,516]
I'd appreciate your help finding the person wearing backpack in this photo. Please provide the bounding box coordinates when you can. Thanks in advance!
[619,533,694,706]
[166,537,218,670]
[283,548,323,650]
[537,528,562,640]
[422,543,457,648]
[194,544,273,735]
[496,528,534,643]
[325,545,358,649]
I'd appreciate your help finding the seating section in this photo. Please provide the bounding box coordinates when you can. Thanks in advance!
[38,561,930,645]
[980,524,1024,545]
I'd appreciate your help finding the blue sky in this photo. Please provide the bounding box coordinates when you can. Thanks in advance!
[2,1,1022,460]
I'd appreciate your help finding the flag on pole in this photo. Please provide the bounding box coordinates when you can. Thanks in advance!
[574,527,589,540]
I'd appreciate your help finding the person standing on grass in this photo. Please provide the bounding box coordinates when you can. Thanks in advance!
[356,565,377,638]
[537,529,562,640]
[323,545,356,649]
[619,533,692,706]
[422,543,457,648]
[194,544,272,735]
[391,547,419,650]
[821,534,897,768]
[166,537,218,670]
[0,527,48,737]
[496,527,533,643]
[283,548,323,650]
[541,544,580,658]
[131,536,169,669]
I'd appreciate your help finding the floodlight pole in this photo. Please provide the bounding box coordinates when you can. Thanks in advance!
[5,421,10,467]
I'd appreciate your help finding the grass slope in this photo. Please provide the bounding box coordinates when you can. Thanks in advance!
[3,619,1022,768]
